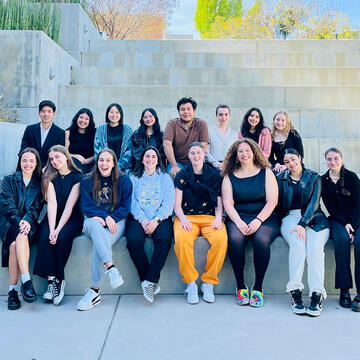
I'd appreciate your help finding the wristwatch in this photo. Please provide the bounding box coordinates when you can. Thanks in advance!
[155,217,161,224]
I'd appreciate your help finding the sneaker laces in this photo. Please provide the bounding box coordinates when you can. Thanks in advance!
[144,283,154,299]
[52,279,60,299]
[310,293,322,308]
[291,290,303,306]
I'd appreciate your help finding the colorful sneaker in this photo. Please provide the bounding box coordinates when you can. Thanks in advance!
[236,287,249,305]
[250,289,264,308]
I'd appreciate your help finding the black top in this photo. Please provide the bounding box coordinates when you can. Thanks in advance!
[269,129,304,167]
[68,129,95,159]
[51,171,83,223]
[107,124,123,160]
[290,179,302,210]
[246,132,260,143]
[174,164,222,216]
[321,168,360,229]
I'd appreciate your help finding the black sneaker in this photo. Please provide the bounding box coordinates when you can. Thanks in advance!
[339,289,351,308]
[8,289,21,310]
[290,289,306,315]
[351,294,360,312]
[306,291,323,317]
[52,279,65,306]
[21,280,37,303]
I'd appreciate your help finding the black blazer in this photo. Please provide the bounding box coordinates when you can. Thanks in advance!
[20,122,65,167]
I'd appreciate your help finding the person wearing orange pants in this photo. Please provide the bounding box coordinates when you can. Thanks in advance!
[174,142,227,304]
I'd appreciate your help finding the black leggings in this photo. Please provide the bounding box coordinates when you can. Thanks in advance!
[226,220,278,291]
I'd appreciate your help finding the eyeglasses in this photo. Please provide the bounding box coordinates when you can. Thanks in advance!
[326,157,341,162]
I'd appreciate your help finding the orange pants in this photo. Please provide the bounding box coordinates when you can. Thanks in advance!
[174,215,228,284]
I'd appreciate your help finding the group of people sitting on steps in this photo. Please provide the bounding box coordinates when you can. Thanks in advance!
[0,97,359,318]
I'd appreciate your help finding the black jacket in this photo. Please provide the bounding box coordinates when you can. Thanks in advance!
[276,168,329,231]
[20,122,65,167]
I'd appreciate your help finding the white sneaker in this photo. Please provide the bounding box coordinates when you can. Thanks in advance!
[77,288,101,311]
[153,284,161,296]
[184,282,199,304]
[53,279,65,306]
[43,282,53,301]
[141,281,155,303]
[105,267,124,289]
[201,282,215,303]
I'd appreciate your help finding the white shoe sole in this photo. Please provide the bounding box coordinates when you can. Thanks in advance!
[201,284,215,303]
[53,281,66,306]
[306,309,321,317]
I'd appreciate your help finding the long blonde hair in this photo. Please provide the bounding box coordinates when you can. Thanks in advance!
[42,145,82,199]
[271,111,294,139]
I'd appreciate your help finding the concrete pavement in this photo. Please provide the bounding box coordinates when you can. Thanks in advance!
[1,294,358,360]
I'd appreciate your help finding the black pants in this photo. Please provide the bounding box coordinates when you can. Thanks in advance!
[34,217,83,281]
[126,215,173,283]
[330,219,360,293]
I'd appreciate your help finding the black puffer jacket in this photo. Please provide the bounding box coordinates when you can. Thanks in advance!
[276,168,329,231]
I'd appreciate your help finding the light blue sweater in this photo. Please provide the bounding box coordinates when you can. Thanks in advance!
[130,171,175,222]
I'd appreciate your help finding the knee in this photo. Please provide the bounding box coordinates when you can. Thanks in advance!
[84,218,103,234]
[9,241,16,255]
[210,231,228,249]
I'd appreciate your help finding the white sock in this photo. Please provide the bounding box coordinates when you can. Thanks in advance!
[9,285,18,291]
[21,273,31,283]
[48,276,55,283]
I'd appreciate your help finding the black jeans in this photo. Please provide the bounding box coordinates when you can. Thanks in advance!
[125,215,173,283]
[330,219,360,293]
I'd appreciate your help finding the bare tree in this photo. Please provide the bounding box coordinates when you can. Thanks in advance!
[86,0,178,39]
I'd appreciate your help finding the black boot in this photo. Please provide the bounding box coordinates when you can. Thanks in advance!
[339,289,351,308]
[351,294,360,312]
[8,289,21,310]
[21,280,37,303]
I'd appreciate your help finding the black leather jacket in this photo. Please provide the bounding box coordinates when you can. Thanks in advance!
[276,168,329,231]
[0,171,43,240]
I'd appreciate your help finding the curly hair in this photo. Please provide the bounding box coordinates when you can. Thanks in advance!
[271,111,294,139]
[222,138,270,176]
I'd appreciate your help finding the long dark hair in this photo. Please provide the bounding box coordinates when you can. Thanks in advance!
[324,147,350,196]
[91,148,124,211]
[16,147,42,180]
[283,148,306,171]
[136,108,162,145]
[105,103,123,125]
[67,108,95,135]
[241,107,265,137]
[132,146,166,178]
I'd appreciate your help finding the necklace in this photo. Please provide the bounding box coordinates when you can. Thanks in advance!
[329,172,340,183]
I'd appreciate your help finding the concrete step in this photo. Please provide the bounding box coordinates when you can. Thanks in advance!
[88,39,360,54]
[0,235,349,296]
[71,66,360,86]
[82,51,360,68]
[58,84,360,109]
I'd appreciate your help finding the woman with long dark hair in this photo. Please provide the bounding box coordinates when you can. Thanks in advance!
[238,107,272,158]
[277,148,329,317]
[124,108,166,171]
[77,148,132,311]
[222,139,279,308]
[34,145,83,306]
[126,146,174,303]
[65,108,96,173]
[94,103,133,171]
[0,148,43,310]
[321,147,360,311]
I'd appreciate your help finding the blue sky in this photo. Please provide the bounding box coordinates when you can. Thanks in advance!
[167,0,360,37]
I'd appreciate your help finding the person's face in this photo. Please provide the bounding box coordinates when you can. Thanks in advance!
[188,145,205,167]
[325,151,343,173]
[217,107,230,127]
[142,149,158,172]
[179,102,195,123]
[237,142,254,165]
[77,113,90,130]
[274,113,287,132]
[142,111,156,128]
[108,106,121,124]
[248,110,260,128]
[284,153,302,173]
[49,151,68,171]
[20,152,37,176]
[39,106,55,125]
[98,151,115,177]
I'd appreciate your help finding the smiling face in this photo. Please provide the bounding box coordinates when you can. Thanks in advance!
[77,113,90,130]
[179,102,195,123]
[247,110,260,128]
[108,106,121,125]
[284,153,302,174]
[142,111,156,128]
[98,151,115,177]
[188,145,205,167]
[325,151,343,173]
[49,151,68,172]
[274,113,287,132]
[39,106,55,127]
[237,142,254,165]
[217,107,230,127]
[142,149,158,173]
[20,152,37,177]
